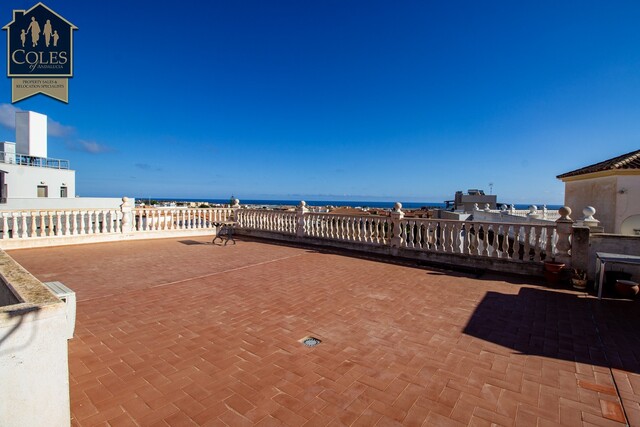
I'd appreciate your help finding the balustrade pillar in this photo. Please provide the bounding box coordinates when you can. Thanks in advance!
[527,205,541,220]
[230,198,240,225]
[554,206,573,265]
[390,202,404,247]
[296,201,308,237]
[120,196,133,233]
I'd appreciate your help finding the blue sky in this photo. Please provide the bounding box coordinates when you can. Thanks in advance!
[0,1,639,204]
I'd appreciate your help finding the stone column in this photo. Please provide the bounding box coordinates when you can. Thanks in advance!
[390,202,405,248]
[554,206,574,265]
[230,198,240,222]
[296,201,308,237]
[120,196,133,233]
[570,226,590,275]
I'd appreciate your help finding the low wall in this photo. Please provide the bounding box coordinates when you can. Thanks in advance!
[236,228,546,277]
[0,228,219,250]
[2,197,130,210]
[0,251,70,427]
[588,234,640,280]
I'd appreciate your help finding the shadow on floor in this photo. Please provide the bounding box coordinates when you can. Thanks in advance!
[463,287,640,374]
[178,240,208,245]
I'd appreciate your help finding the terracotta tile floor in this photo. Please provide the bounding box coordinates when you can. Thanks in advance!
[8,237,640,426]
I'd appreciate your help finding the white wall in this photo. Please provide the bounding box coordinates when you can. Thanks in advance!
[16,111,47,158]
[0,250,70,427]
[1,162,75,199]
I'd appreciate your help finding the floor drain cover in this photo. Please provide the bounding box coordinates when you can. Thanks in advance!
[302,337,321,347]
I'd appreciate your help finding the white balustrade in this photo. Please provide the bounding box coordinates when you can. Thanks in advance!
[387,217,557,262]
[0,209,125,240]
[132,207,233,232]
[0,203,567,269]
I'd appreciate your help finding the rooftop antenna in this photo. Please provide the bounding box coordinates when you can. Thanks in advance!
[489,182,494,195]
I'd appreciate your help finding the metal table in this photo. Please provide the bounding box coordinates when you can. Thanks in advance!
[595,252,640,299]
[212,221,237,245]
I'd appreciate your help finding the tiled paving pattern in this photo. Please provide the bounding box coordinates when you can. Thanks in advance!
[9,237,640,426]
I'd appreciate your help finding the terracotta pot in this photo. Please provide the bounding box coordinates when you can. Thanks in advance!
[544,270,561,286]
[544,261,565,273]
[615,280,639,298]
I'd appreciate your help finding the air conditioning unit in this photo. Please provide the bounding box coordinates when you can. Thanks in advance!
[44,281,76,340]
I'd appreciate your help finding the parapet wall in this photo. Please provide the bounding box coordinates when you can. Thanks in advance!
[0,250,70,427]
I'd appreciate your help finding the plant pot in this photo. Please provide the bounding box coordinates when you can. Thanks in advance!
[605,271,632,288]
[544,270,561,286]
[615,280,639,298]
[571,278,587,290]
[544,261,565,273]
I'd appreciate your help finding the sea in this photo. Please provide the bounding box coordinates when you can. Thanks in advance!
[140,198,562,211]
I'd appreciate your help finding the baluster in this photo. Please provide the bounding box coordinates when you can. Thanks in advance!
[496,225,506,258]
[404,220,413,248]
[364,219,371,243]
[19,212,27,238]
[28,212,36,238]
[352,217,358,241]
[55,211,62,236]
[447,222,456,252]
[511,226,521,260]
[436,222,446,252]
[522,225,531,261]
[532,226,542,262]
[68,211,75,235]
[62,211,70,235]
[479,223,488,257]
[447,222,460,254]
[469,223,477,255]
[89,210,95,234]
[1,213,7,239]
[10,213,18,239]
[544,226,554,261]
[35,211,43,237]
[343,217,349,240]
[349,217,355,240]
[459,223,469,254]
[77,211,84,235]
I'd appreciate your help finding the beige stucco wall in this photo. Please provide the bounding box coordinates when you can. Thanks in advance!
[615,175,640,235]
[564,176,617,233]
[563,173,640,234]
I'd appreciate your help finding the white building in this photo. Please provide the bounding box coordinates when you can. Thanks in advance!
[0,111,75,204]
[557,149,640,235]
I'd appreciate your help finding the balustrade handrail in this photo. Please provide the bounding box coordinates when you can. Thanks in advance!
[0,200,584,274]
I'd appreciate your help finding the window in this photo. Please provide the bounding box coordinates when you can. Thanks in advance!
[60,186,68,198]
[37,185,48,198]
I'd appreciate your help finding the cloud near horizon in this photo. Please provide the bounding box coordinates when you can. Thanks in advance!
[0,103,75,137]
[66,139,115,154]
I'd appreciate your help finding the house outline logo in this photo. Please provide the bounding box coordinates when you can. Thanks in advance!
[3,2,77,103]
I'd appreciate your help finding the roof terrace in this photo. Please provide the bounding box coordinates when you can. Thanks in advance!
[7,236,640,426]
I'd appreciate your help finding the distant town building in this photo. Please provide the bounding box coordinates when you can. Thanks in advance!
[557,149,640,235]
[445,189,497,212]
[0,111,75,204]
